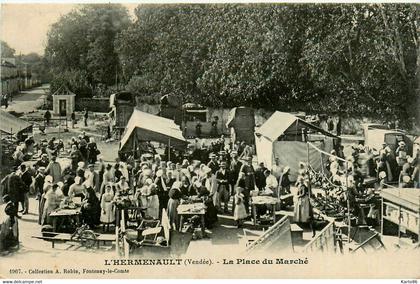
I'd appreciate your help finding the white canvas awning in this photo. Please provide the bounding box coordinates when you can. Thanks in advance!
[0,110,32,135]
[256,111,337,142]
[255,111,337,179]
[119,109,187,151]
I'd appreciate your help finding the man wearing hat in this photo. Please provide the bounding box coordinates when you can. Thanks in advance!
[6,169,26,216]
[207,153,220,174]
[131,160,142,183]
[35,153,50,169]
[85,163,100,194]
[229,152,242,195]
[34,167,45,200]
[239,156,255,215]
[279,166,293,207]
[255,162,268,191]
[396,141,408,172]
[215,161,231,214]
[19,164,32,214]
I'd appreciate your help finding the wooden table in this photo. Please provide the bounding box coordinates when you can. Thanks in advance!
[49,208,81,232]
[177,203,206,235]
[251,196,278,226]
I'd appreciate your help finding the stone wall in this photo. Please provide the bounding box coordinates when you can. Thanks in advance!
[74,95,383,136]
[75,97,110,112]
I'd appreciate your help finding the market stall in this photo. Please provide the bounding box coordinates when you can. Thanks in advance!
[119,109,188,159]
[0,109,33,140]
[381,188,420,245]
[255,111,337,180]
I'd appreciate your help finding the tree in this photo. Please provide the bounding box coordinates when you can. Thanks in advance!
[45,4,130,96]
[297,4,418,126]
[1,41,15,58]
[50,70,92,97]
[112,4,420,126]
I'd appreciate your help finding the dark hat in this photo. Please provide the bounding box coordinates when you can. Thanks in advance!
[2,194,11,202]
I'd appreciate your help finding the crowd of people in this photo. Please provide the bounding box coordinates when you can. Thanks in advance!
[308,140,420,229]
[1,126,419,252]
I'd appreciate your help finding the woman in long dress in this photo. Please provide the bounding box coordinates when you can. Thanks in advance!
[100,184,115,232]
[155,170,169,216]
[41,184,60,225]
[233,187,247,228]
[294,178,311,223]
[146,184,160,220]
[87,137,99,164]
[167,182,182,231]
[139,179,153,210]
[81,187,101,228]
[38,175,53,225]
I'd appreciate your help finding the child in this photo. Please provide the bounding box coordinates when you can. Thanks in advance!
[234,186,247,228]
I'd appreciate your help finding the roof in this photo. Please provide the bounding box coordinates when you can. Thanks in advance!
[255,111,337,142]
[52,85,76,96]
[1,60,16,68]
[119,109,187,151]
[367,128,406,136]
[381,188,420,212]
[0,110,32,135]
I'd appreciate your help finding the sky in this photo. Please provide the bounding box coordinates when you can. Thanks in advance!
[0,3,137,55]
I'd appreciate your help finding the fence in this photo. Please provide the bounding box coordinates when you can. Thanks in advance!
[303,221,336,253]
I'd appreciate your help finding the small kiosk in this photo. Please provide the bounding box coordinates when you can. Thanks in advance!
[52,85,76,116]
[381,188,420,245]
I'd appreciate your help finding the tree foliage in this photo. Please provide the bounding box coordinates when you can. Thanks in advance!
[0,41,15,58]
[45,4,130,95]
[115,4,418,125]
[44,4,418,126]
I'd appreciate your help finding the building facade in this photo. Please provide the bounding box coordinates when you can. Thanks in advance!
[1,57,41,99]
[0,59,19,97]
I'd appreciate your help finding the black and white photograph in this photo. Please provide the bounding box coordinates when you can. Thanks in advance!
[0,1,419,280]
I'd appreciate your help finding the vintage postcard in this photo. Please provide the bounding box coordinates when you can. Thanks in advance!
[0,1,419,280]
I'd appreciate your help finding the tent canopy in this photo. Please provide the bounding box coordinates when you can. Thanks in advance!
[255,111,336,180]
[119,109,187,151]
[0,110,32,135]
[255,111,337,142]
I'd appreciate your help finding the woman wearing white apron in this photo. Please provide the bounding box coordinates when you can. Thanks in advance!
[146,184,160,220]
[100,183,115,232]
